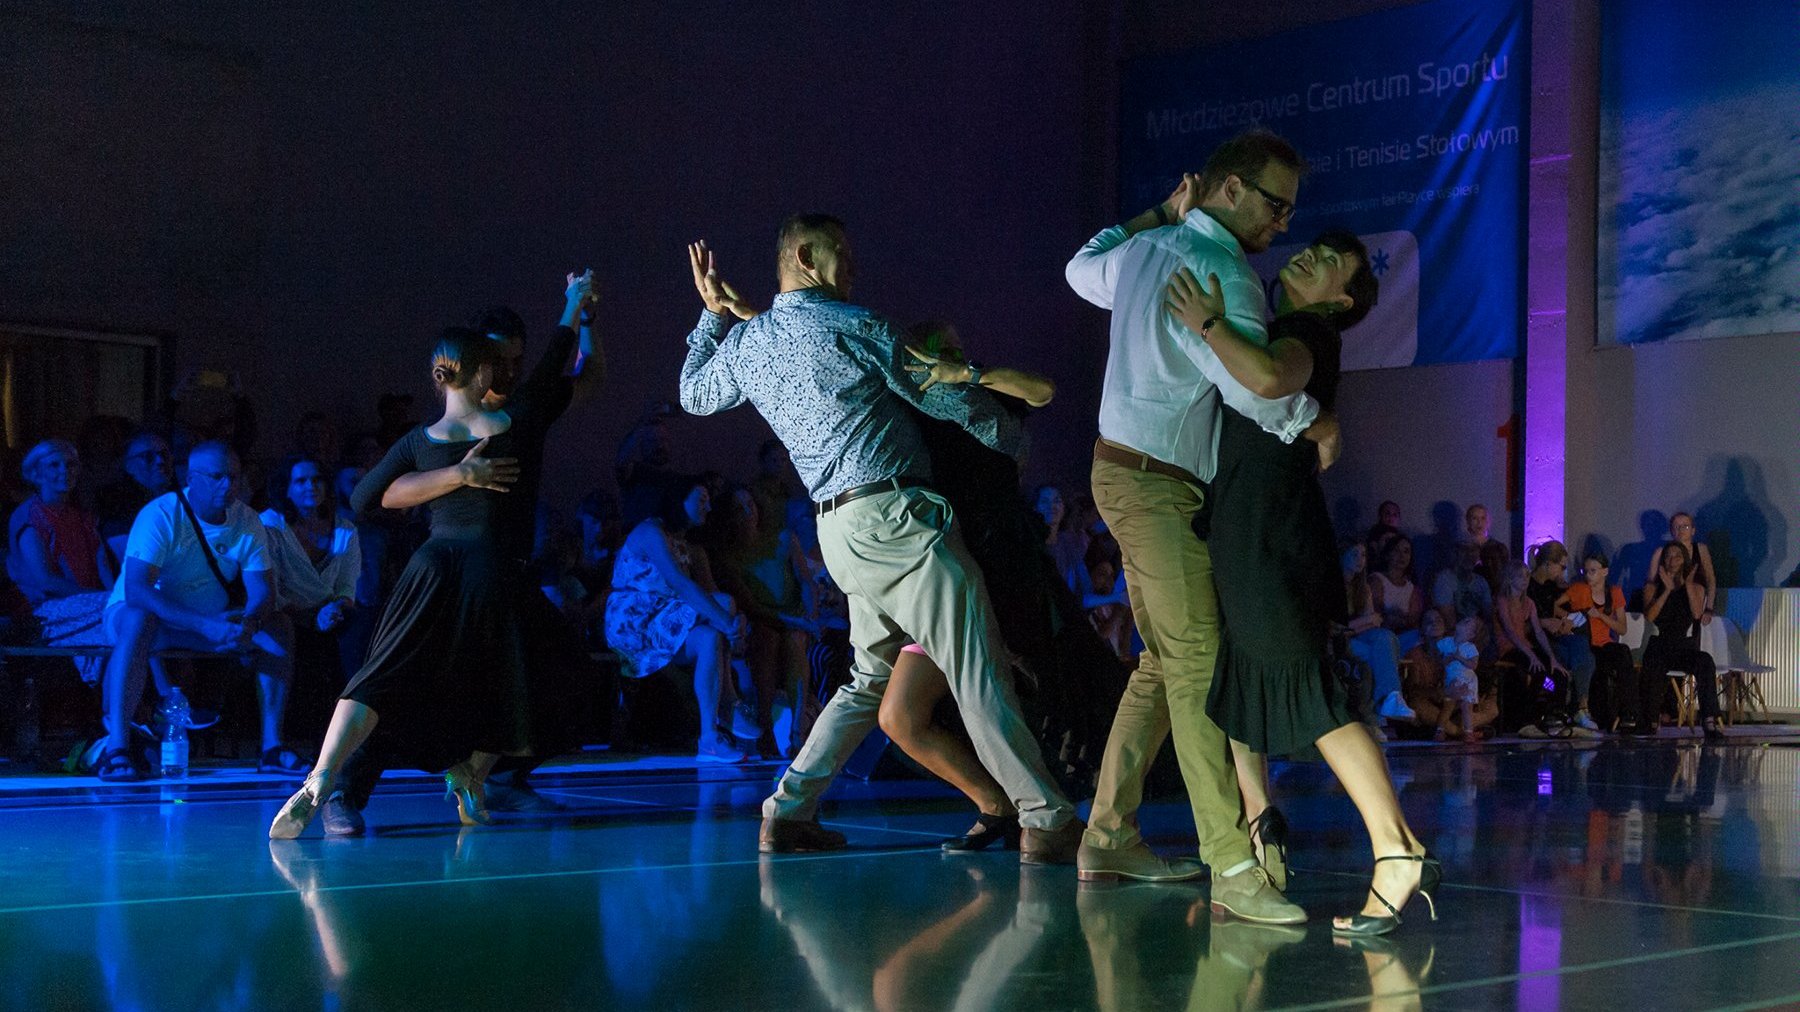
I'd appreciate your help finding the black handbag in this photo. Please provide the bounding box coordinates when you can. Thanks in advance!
[174,488,249,610]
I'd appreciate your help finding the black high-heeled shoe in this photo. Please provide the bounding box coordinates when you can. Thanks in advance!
[1332,852,1442,937]
[941,812,1022,853]
[1248,806,1291,891]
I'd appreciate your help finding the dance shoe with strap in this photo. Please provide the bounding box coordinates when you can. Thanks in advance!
[941,812,1022,853]
[1248,806,1291,892]
[444,762,494,827]
[1332,851,1442,937]
[269,770,336,840]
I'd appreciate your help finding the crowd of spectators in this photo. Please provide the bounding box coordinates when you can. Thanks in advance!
[0,367,1744,778]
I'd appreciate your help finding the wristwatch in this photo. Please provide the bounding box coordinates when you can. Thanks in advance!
[1200,315,1223,337]
[964,360,986,387]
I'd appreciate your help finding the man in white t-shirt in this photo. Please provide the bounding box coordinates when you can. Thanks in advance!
[96,441,297,781]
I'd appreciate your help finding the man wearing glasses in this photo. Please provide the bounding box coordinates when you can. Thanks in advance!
[95,441,297,781]
[97,431,174,562]
[1063,129,1333,921]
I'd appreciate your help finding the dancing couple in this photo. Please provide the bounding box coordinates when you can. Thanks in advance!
[678,216,1084,862]
[1066,128,1438,934]
[271,270,600,838]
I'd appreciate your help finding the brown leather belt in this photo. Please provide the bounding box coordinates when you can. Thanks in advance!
[1092,438,1201,485]
[814,477,930,517]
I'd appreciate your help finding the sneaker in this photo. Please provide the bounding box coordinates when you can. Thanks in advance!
[1209,865,1307,925]
[1574,710,1599,731]
[1378,691,1418,723]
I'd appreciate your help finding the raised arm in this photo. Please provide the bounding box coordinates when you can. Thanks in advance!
[1066,174,1200,309]
[360,435,518,513]
[678,243,750,417]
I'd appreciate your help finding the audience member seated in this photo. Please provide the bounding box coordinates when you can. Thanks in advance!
[8,440,115,667]
[96,441,298,781]
[1431,539,1494,644]
[1368,534,1425,652]
[1364,499,1403,559]
[1402,611,1450,736]
[748,439,804,542]
[1078,531,1134,661]
[1340,542,1415,724]
[1646,512,1717,630]
[1033,484,1089,593]
[1567,548,1630,731]
[1494,560,1569,735]
[1631,542,1724,740]
[1464,503,1510,589]
[268,411,344,507]
[1526,541,1599,731]
[615,400,680,529]
[603,476,749,763]
[260,458,361,744]
[1432,615,1497,740]
[705,484,818,758]
[96,431,173,562]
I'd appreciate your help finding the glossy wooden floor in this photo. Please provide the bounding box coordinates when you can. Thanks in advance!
[2,734,1798,1010]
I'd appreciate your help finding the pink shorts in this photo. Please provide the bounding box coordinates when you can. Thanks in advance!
[900,643,928,657]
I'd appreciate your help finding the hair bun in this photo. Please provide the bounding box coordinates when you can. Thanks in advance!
[431,362,458,386]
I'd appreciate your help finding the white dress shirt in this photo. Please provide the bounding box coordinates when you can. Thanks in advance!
[1065,210,1319,481]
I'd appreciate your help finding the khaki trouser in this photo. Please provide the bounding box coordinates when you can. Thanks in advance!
[1083,457,1254,870]
[762,487,1073,829]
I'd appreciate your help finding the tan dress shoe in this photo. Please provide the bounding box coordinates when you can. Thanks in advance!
[759,817,848,853]
[1076,840,1207,883]
[1019,817,1085,865]
[1209,865,1307,925]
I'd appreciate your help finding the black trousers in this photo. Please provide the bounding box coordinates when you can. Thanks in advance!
[1636,637,1719,725]
[1589,641,1634,729]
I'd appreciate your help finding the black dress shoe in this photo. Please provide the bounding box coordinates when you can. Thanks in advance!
[941,812,1021,853]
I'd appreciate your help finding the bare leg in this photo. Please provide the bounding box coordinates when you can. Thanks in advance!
[1314,722,1425,919]
[312,699,381,781]
[252,619,295,753]
[102,607,158,751]
[679,625,733,750]
[878,650,1012,830]
[1231,738,1269,827]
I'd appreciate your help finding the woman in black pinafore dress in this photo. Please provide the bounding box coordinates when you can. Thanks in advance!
[1166,229,1437,937]
[270,316,573,840]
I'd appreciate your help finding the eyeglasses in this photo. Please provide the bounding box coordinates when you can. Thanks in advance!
[1244,179,1295,224]
[190,469,239,484]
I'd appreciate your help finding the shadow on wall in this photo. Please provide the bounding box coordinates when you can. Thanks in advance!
[1696,456,1787,588]
[1614,509,1668,599]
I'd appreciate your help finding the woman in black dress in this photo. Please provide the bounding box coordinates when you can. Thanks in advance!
[1166,230,1435,937]
[271,282,588,838]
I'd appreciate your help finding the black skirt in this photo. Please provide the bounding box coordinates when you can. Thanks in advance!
[341,534,537,772]
[1205,407,1355,758]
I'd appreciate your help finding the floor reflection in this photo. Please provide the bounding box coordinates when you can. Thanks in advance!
[2,737,1798,1009]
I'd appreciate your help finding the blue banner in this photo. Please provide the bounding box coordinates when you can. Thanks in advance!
[1119,0,1528,369]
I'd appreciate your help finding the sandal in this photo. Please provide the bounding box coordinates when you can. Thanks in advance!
[1248,806,1292,891]
[259,745,309,774]
[95,746,145,782]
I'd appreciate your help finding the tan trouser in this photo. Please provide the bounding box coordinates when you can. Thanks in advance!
[1083,457,1254,870]
[762,488,1073,829]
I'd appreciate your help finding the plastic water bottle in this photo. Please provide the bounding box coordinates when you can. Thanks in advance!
[159,688,190,779]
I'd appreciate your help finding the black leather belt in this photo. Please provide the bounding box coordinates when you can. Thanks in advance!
[814,477,929,517]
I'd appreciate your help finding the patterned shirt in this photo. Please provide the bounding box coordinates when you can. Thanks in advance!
[680,288,1026,502]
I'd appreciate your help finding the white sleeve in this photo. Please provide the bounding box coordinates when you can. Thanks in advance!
[1064,226,1131,309]
[1174,266,1321,442]
[334,525,362,602]
[124,500,176,568]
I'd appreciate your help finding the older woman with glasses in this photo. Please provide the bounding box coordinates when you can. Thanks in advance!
[8,439,114,663]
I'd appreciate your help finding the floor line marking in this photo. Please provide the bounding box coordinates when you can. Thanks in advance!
[0,844,940,917]
[1296,866,1800,924]
[1269,928,1800,1012]
[1704,992,1800,1012]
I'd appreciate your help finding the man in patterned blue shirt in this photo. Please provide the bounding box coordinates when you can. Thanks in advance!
[680,215,1082,861]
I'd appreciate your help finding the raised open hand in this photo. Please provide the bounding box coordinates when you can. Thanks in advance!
[903,344,973,392]
[457,437,520,493]
[687,241,760,320]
